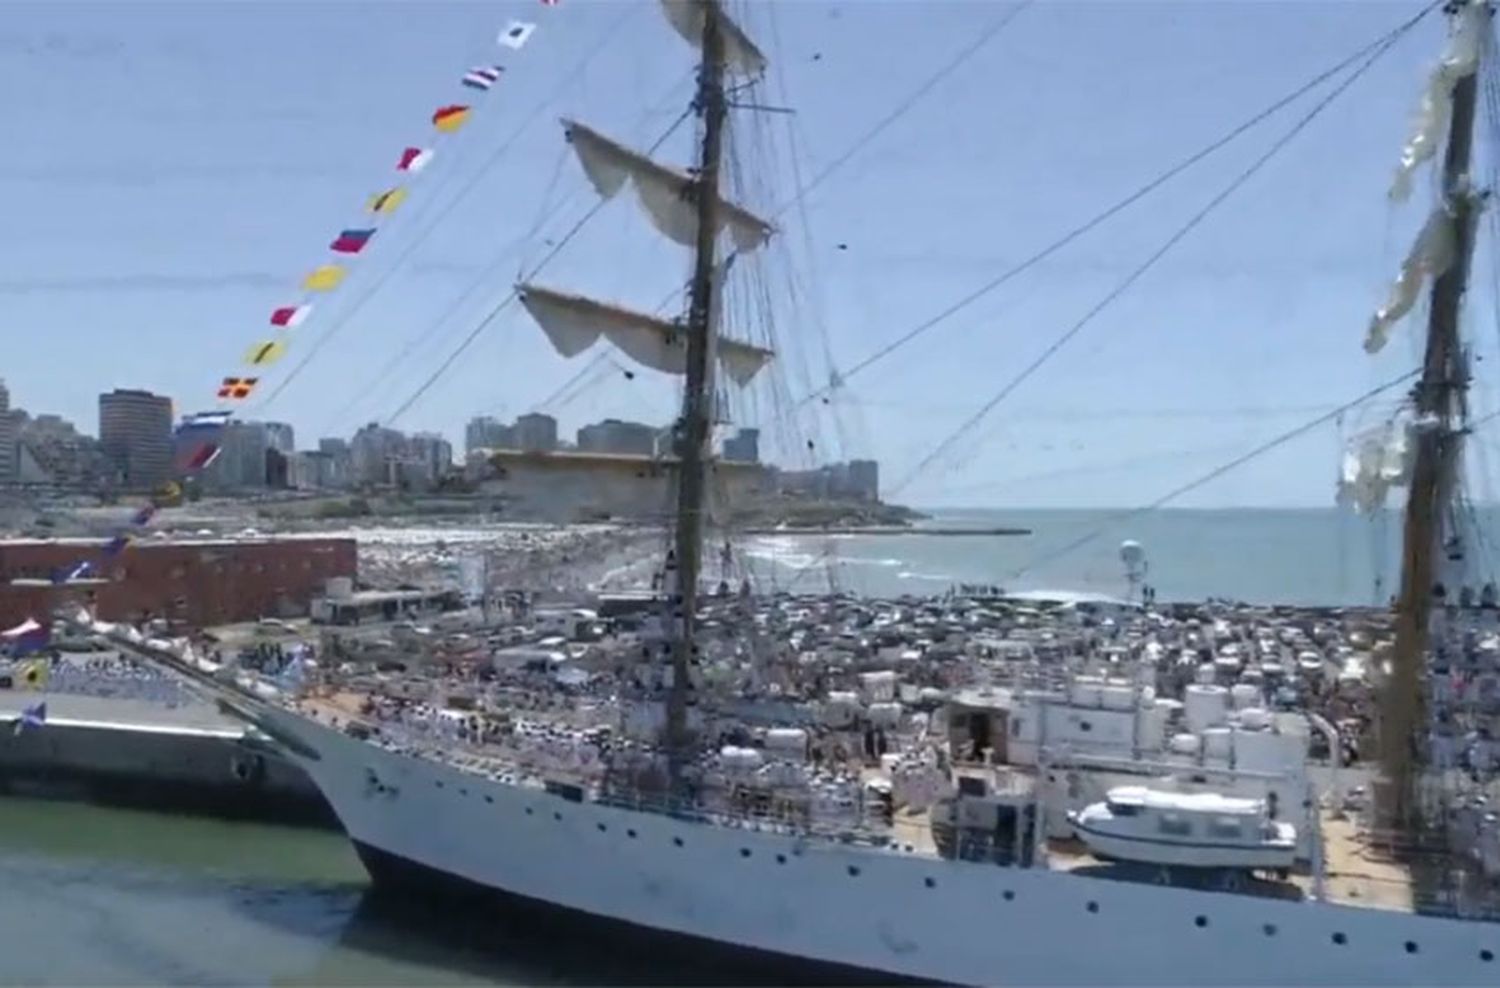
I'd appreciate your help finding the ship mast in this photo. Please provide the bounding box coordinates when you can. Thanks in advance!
[666,0,728,774]
[1379,0,1484,833]
[512,0,772,786]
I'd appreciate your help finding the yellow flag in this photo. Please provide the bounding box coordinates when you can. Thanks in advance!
[244,340,288,366]
[366,187,408,215]
[20,660,48,690]
[303,265,347,292]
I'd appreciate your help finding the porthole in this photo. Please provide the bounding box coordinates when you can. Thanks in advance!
[1404,941,1418,955]
[483,795,493,804]
[1194,916,1208,928]
[627,829,637,839]
[553,811,562,821]
[1085,901,1098,913]
[925,877,937,889]
[673,836,684,847]
[1002,890,1015,901]
[740,848,752,858]
[525,807,533,815]
[1479,949,1493,962]
[1262,923,1277,937]
[458,788,468,796]
[775,854,787,864]
[847,865,861,877]
[435,780,444,789]
[597,823,607,833]
[1332,932,1347,946]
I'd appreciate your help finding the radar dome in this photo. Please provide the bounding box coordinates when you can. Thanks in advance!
[1120,540,1145,566]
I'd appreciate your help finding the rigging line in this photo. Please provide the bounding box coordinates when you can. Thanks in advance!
[891,26,1409,496]
[328,72,698,437]
[384,108,694,426]
[254,0,643,415]
[642,0,1033,327]
[789,0,1440,409]
[774,0,1034,221]
[532,350,613,414]
[1007,370,1421,580]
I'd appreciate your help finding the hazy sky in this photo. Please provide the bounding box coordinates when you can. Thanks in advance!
[1,0,1493,509]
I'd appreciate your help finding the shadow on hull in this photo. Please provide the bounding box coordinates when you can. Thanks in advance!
[351,840,938,987]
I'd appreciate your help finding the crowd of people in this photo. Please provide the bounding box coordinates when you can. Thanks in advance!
[28,653,193,706]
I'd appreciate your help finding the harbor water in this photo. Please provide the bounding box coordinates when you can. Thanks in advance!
[0,507,1479,984]
[0,796,764,986]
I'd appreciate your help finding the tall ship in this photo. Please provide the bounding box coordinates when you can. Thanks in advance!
[74,0,1500,983]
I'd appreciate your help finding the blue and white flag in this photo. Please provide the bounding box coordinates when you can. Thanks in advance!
[14,701,46,736]
[461,65,504,90]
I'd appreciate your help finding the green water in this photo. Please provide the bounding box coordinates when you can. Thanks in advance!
[0,798,745,986]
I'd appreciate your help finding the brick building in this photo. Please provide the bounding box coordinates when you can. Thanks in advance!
[0,537,356,631]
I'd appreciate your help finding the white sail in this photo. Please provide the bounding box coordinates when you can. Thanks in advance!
[562,119,774,252]
[517,283,773,385]
[1336,419,1414,514]
[659,0,767,77]
[1364,206,1456,354]
[1391,0,1485,202]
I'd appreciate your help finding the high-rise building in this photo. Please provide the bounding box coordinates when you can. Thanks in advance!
[0,380,15,484]
[723,427,760,463]
[576,418,657,456]
[847,459,879,502]
[408,432,454,489]
[515,412,558,452]
[350,422,408,486]
[263,422,296,455]
[316,438,353,488]
[20,414,106,491]
[98,389,173,491]
[201,420,270,490]
[466,415,516,453]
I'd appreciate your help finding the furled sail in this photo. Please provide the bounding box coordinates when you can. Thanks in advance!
[517,284,773,385]
[562,119,774,252]
[1337,419,1415,514]
[659,0,768,77]
[1391,0,1485,202]
[1364,206,1456,354]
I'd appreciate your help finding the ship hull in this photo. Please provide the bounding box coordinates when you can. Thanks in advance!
[351,837,925,985]
[265,709,1500,986]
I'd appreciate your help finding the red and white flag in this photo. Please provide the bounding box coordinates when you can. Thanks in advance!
[397,147,434,173]
[270,304,312,328]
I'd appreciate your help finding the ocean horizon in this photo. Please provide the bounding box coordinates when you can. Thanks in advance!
[740,506,1497,608]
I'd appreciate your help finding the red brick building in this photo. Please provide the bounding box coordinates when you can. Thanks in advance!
[0,537,356,631]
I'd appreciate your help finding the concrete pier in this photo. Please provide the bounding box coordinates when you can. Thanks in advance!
[0,692,333,827]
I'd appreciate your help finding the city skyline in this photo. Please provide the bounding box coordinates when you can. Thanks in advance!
[0,377,878,498]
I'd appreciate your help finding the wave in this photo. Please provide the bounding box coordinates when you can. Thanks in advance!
[897,570,954,583]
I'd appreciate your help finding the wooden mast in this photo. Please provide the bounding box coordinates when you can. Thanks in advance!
[1379,0,1482,832]
[666,0,727,775]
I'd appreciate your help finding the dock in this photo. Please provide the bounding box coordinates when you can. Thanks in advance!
[0,691,334,827]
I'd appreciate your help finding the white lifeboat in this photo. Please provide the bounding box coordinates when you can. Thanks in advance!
[1070,785,1296,871]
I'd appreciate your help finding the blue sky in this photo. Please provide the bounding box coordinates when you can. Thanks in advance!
[0,0,1490,509]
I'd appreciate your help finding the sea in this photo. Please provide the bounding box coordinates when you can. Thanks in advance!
[743,507,1500,608]
[0,507,1487,985]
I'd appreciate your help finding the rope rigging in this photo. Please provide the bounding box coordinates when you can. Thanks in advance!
[251,0,643,419]
[790,1,1443,410]
[1006,370,1422,580]
[891,16,1425,498]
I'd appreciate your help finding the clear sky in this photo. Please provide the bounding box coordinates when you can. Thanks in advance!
[1,0,1492,509]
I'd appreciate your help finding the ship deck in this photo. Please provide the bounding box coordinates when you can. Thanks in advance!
[290,690,1500,921]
